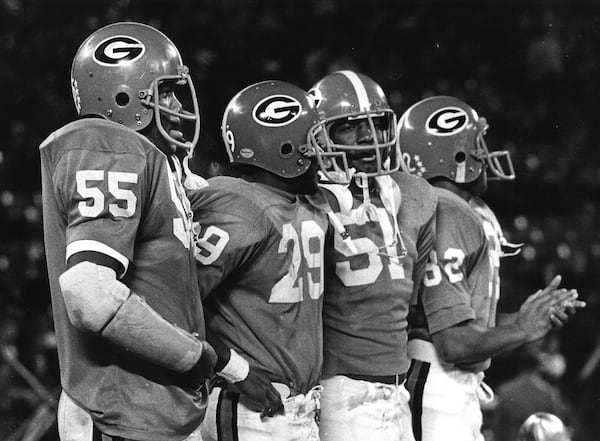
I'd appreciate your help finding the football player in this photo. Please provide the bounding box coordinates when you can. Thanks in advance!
[398,96,584,441]
[307,70,436,441]
[188,80,327,441]
[40,22,216,441]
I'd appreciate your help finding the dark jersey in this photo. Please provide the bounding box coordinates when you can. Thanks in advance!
[319,173,437,377]
[40,119,205,440]
[409,188,499,373]
[187,177,329,394]
[469,195,503,328]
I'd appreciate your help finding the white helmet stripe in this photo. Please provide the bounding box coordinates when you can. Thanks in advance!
[456,161,466,183]
[339,70,370,111]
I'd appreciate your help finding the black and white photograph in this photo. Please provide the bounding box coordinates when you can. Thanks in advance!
[1,1,598,440]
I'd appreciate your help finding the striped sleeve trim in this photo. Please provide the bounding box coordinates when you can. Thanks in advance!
[66,240,129,277]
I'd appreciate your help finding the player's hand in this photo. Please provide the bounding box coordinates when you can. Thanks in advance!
[184,341,218,390]
[515,275,580,342]
[229,368,284,419]
[549,290,586,327]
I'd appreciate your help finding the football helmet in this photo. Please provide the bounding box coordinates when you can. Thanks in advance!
[518,413,571,441]
[308,70,399,183]
[71,22,200,153]
[397,96,515,183]
[221,80,320,178]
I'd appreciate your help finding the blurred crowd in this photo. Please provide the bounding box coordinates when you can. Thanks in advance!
[1,0,600,439]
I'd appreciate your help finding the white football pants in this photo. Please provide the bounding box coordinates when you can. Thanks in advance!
[319,375,415,441]
[200,383,321,441]
[406,340,494,441]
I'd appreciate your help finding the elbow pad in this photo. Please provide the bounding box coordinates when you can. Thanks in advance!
[60,261,213,377]
[59,261,130,332]
[101,293,206,373]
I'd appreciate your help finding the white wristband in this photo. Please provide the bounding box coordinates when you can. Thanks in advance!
[217,349,250,383]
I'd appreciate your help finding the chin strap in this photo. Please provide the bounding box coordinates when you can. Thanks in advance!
[312,174,408,260]
[182,156,209,190]
[306,189,359,255]
[355,173,379,224]
[374,175,407,260]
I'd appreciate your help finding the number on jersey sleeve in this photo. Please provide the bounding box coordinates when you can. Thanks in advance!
[75,165,192,249]
[423,248,466,287]
[76,170,138,218]
[194,224,230,265]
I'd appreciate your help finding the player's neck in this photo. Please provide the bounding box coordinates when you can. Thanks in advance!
[431,179,472,202]
[241,169,315,196]
[140,125,176,157]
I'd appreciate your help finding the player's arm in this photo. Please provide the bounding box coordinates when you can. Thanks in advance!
[496,281,584,328]
[412,203,437,291]
[431,276,583,364]
[59,253,217,388]
[189,196,284,418]
[51,140,217,386]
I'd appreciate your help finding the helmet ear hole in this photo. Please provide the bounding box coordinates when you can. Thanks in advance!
[455,151,467,163]
[115,92,130,107]
[280,142,294,158]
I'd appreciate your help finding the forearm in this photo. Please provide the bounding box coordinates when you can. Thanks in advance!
[59,261,213,378]
[496,312,518,326]
[432,276,582,365]
[431,321,528,364]
[101,293,207,372]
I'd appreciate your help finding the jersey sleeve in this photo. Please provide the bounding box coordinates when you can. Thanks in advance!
[188,189,266,299]
[412,205,436,296]
[420,200,486,334]
[53,144,150,275]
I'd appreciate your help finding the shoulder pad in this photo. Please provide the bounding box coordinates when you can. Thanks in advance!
[39,132,55,150]
[51,119,152,156]
[391,172,437,226]
[199,176,277,222]
[434,187,483,232]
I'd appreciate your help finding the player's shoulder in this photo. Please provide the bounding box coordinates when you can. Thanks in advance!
[434,187,486,238]
[188,176,272,223]
[390,171,434,196]
[390,171,438,221]
[39,118,155,158]
[434,187,479,221]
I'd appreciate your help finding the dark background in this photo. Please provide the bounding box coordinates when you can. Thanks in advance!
[1,0,599,439]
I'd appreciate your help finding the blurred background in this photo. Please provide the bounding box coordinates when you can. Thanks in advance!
[1,0,599,439]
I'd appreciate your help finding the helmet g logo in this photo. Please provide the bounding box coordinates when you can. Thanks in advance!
[253,95,302,127]
[93,35,146,66]
[426,107,468,136]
